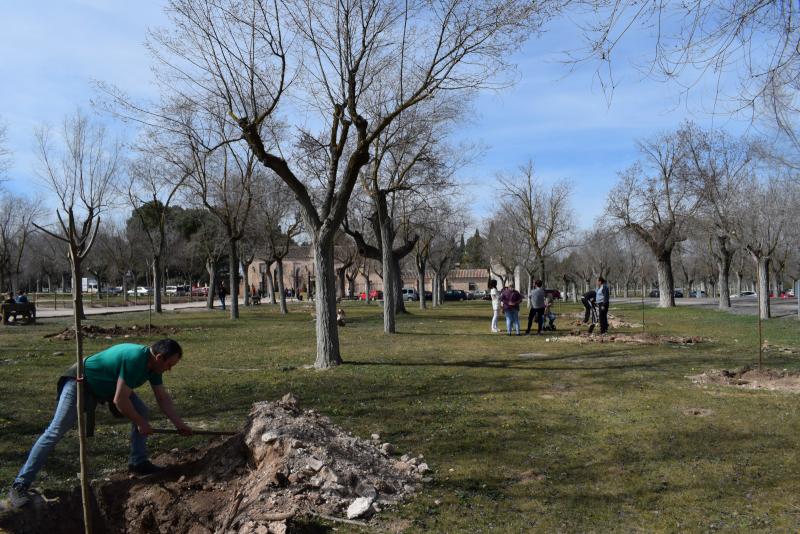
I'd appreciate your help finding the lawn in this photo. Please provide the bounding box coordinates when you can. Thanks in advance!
[1,300,799,532]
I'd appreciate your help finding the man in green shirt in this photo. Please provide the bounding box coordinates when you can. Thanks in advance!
[7,339,192,508]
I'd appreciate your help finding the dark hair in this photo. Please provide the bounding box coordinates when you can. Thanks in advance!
[488,279,497,289]
[597,276,606,284]
[151,339,183,359]
[535,279,543,288]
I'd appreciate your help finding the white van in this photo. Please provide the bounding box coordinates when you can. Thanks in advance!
[401,288,419,301]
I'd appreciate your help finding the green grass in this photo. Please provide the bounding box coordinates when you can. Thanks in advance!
[1,301,799,532]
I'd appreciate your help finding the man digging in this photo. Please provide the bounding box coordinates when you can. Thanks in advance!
[7,339,193,508]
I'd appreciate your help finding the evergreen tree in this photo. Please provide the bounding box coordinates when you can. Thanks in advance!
[463,229,487,268]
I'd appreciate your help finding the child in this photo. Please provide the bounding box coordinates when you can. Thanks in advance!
[543,294,557,331]
[336,308,346,327]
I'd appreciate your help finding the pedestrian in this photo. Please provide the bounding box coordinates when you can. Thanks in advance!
[500,281,522,335]
[15,290,29,304]
[580,289,596,323]
[544,293,557,330]
[525,280,546,335]
[489,279,501,333]
[217,280,227,311]
[7,339,193,508]
[595,277,610,334]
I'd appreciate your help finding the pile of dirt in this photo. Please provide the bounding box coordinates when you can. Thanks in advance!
[0,394,424,534]
[566,313,642,329]
[44,324,192,341]
[688,366,800,393]
[550,332,705,345]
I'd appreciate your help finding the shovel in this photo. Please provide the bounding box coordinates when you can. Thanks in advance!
[151,428,238,436]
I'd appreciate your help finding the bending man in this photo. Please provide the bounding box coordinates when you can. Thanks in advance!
[8,339,192,508]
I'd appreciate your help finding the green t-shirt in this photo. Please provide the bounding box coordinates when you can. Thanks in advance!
[84,343,163,400]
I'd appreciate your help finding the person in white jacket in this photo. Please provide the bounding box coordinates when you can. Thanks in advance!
[489,279,501,333]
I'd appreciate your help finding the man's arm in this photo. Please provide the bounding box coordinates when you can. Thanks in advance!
[113,378,152,436]
[152,384,193,435]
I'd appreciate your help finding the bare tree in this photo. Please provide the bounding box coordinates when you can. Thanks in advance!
[499,160,574,286]
[33,111,120,534]
[254,175,302,314]
[0,193,42,292]
[608,128,699,307]
[729,175,797,319]
[580,1,800,166]
[133,0,557,368]
[682,125,754,308]
[126,133,190,313]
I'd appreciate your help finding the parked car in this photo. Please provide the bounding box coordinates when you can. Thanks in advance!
[674,288,684,298]
[544,288,562,300]
[648,289,660,298]
[166,285,189,296]
[127,286,152,296]
[401,288,419,301]
[359,290,384,301]
[191,286,209,296]
[472,289,488,300]
[732,291,756,298]
[98,286,123,296]
[443,289,468,301]
[689,290,707,298]
[424,291,432,301]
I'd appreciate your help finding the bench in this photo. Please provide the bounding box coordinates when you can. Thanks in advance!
[1,302,36,325]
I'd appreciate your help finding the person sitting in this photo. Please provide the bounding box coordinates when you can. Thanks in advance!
[15,290,29,304]
[336,308,346,327]
[3,292,15,304]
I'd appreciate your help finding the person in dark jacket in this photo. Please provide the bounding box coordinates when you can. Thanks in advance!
[217,280,227,311]
[525,279,546,335]
[581,289,596,323]
[595,277,610,334]
[499,282,522,335]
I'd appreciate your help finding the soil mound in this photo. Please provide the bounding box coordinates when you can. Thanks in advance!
[688,366,800,392]
[44,324,193,341]
[566,313,642,329]
[550,332,705,345]
[0,394,424,534]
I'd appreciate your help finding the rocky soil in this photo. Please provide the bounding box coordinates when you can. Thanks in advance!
[0,394,425,534]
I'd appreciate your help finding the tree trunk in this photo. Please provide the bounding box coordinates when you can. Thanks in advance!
[276,259,288,315]
[717,257,732,309]
[538,256,546,286]
[153,256,163,313]
[417,262,426,310]
[312,236,342,368]
[206,259,215,309]
[365,277,371,304]
[571,281,578,303]
[228,240,239,319]
[265,263,275,305]
[377,196,396,333]
[755,255,771,319]
[393,256,406,315]
[337,267,346,300]
[242,260,250,307]
[735,270,743,296]
[432,272,440,307]
[70,257,93,534]
[656,251,676,308]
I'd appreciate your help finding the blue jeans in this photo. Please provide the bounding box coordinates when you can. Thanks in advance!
[14,380,150,488]
[219,294,226,310]
[504,309,520,334]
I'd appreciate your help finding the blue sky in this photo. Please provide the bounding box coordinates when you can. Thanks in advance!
[1,1,761,229]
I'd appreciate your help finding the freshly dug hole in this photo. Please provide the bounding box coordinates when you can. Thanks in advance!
[0,394,424,534]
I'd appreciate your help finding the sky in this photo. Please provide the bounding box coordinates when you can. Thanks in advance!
[0,0,762,230]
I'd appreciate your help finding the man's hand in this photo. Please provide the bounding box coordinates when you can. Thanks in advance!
[137,421,154,436]
[175,422,193,436]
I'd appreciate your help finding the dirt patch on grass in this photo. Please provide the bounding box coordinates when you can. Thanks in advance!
[688,366,800,393]
[0,394,424,533]
[548,332,706,346]
[682,408,714,417]
[566,313,642,329]
[44,324,198,341]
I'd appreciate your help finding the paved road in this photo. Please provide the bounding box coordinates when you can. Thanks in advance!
[614,296,799,319]
[35,300,231,319]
